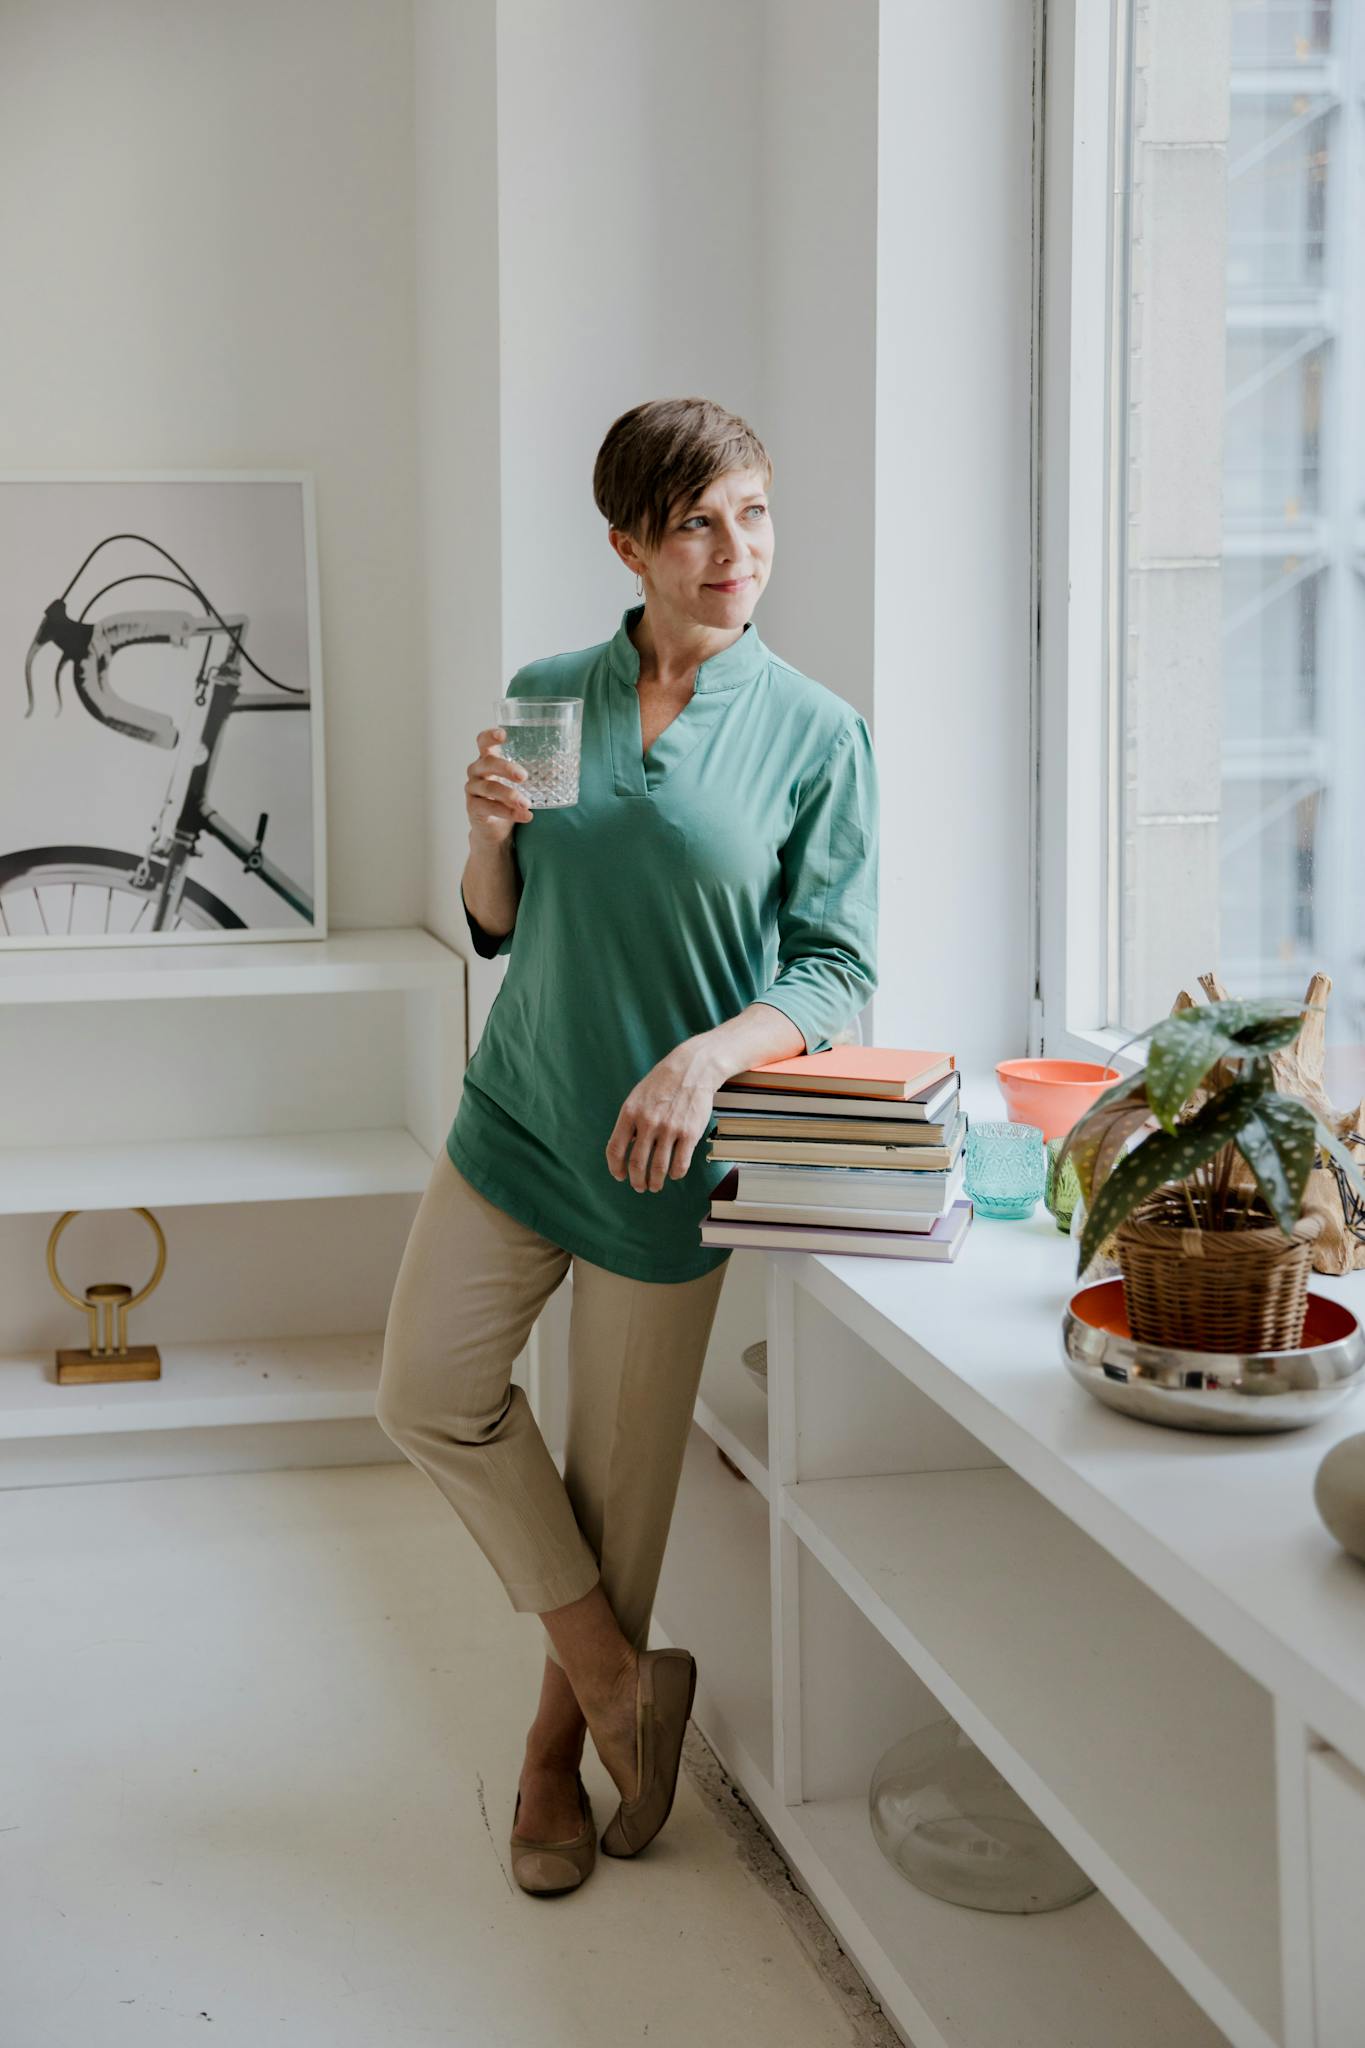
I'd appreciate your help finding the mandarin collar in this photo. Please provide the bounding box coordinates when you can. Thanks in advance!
[606,602,767,696]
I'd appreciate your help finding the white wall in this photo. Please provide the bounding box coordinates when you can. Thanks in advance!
[755,0,879,727]
[871,0,1035,1068]
[413,0,503,1051]
[0,0,425,1349]
[497,0,766,670]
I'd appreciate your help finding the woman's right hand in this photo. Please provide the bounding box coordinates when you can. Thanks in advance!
[466,726,533,845]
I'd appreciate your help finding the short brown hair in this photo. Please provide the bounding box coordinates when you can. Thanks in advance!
[593,397,772,557]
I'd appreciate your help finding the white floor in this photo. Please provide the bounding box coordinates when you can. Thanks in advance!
[0,1460,879,2048]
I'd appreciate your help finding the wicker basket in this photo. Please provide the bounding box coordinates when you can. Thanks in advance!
[1115,1191,1314,1353]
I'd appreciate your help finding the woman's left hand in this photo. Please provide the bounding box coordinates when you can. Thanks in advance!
[606,1040,719,1193]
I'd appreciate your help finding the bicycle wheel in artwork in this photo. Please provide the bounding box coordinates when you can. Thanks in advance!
[0,470,326,947]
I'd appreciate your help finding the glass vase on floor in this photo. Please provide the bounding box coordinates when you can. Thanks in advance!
[868,1715,1096,1914]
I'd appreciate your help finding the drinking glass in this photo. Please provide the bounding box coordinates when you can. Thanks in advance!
[963,1120,1046,1220]
[493,696,583,807]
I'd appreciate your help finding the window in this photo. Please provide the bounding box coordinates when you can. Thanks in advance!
[1036,0,1365,1088]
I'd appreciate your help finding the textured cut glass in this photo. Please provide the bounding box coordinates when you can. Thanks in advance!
[494,696,583,808]
[963,1121,1045,1220]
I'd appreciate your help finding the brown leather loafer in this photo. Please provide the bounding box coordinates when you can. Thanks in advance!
[510,1771,596,1895]
[599,1647,697,1858]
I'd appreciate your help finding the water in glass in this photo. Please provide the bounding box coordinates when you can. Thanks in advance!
[495,696,583,808]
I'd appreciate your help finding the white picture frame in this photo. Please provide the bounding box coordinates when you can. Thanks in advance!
[0,469,327,947]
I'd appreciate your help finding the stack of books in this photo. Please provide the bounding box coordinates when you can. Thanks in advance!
[700,1046,972,1262]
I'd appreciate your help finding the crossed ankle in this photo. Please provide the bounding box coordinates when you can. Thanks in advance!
[577,1642,639,1715]
[522,1754,582,1780]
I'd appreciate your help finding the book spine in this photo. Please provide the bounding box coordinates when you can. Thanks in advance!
[708,1145,960,1171]
[698,1225,961,1261]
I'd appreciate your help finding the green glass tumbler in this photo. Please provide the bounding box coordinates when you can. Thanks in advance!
[1044,1138,1081,1234]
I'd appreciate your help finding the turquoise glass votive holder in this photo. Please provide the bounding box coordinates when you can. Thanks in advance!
[964,1120,1046,1220]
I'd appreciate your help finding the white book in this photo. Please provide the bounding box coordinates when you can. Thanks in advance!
[701,1200,974,1262]
[710,1195,947,1234]
[715,1159,967,1217]
[709,1113,966,1176]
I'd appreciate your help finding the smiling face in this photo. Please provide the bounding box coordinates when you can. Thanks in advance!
[615,466,773,633]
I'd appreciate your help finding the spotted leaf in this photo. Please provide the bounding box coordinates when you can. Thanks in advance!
[1143,1000,1324,1134]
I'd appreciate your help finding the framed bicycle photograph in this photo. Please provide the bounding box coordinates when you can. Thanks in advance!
[0,469,327,947]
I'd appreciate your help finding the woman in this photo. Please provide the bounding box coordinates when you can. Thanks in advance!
[377,397,879,1896]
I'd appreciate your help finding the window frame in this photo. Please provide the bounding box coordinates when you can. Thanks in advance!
[1033,0,1138,1070]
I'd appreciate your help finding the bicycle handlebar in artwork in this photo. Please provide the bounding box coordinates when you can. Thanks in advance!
[24,598,204,747]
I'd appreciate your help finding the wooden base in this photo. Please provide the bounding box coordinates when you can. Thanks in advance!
[56,1345,161,1384]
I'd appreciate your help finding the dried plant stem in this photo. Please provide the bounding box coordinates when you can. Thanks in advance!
[1218,1141,1238,1228]
[1169,1142,1256,1234]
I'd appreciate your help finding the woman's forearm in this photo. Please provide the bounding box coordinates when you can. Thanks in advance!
[462,831,523,940]
[688,1001,808,1091]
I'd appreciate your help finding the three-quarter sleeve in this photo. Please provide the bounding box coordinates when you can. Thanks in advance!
[461,881,516,959]
[752,715,879,1056]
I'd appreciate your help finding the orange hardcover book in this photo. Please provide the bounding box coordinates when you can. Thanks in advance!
[726,1046,955,1102]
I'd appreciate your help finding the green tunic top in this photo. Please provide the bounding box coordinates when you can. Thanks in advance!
[448,602,879,1283]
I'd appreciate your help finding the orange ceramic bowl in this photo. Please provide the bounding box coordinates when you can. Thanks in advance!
[995,1058,1122,1141]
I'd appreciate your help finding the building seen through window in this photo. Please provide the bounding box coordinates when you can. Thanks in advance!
[1118,0,1363,1071]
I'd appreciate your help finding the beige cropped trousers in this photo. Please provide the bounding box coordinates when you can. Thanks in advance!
[375,1146,729,1672]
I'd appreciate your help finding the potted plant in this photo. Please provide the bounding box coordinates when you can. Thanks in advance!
[1056,995,1365,1353]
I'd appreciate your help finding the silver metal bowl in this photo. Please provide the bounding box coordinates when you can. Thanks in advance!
[1061,1281,1365,1433]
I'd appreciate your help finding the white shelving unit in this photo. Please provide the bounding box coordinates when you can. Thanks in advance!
[651,1091,1365,2048]
[0,926,466,1483]
[0,925,463,1003]
[0,1129,440,1217]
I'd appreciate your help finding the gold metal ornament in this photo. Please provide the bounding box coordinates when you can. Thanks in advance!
[45,1208,167,1383]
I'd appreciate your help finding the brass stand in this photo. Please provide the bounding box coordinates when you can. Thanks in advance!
[45,1208,167,1383]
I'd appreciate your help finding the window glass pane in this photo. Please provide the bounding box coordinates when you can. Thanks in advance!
[1117,0,1364,1085]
